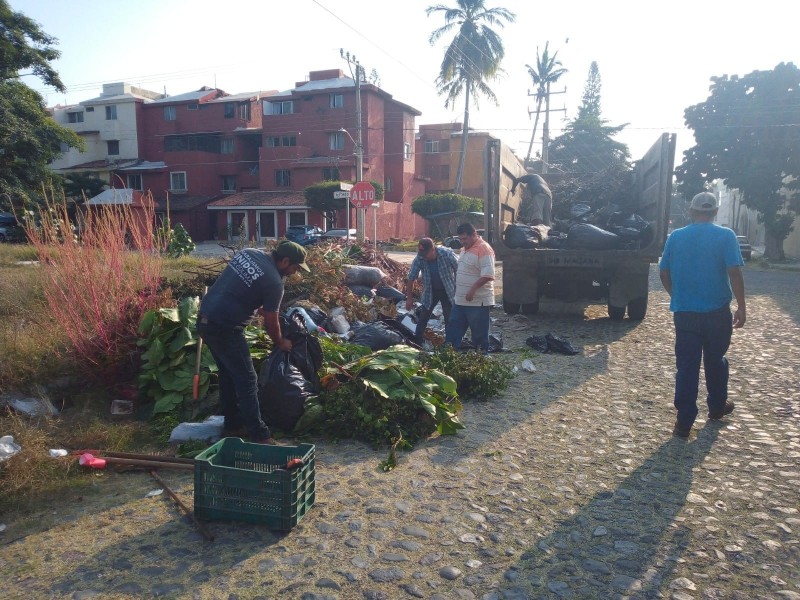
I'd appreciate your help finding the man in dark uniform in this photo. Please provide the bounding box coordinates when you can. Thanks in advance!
[198,240,310,444]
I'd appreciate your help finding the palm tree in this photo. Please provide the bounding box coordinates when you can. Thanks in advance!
[524,42,567,168]
[427,0,515,194]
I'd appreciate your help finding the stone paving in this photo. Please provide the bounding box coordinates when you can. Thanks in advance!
[1,266,799,599]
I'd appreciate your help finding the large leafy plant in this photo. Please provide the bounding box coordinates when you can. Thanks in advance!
[137,296,215,414]
[301,344,463,446]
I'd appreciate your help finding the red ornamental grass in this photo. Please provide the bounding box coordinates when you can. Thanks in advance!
[25,192,167,384]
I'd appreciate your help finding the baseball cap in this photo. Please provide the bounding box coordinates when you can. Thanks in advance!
[690,192,719,212]
[275,240,310,272]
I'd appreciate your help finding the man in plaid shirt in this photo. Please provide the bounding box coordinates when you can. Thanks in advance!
[404,237,458,343]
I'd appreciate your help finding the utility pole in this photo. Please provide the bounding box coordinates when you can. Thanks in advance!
[540,85,566,174]
[341,49,366,241]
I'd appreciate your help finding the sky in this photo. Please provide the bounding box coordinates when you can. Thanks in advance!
[16,0,799,164]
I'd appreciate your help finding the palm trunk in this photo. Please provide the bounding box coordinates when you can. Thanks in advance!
[524,96,544,167]
[454,81,470,195]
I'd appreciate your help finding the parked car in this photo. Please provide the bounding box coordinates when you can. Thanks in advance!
[285,225,323,246]
[737,235,752,261]
[0,212,24,243]
[305,228,364,244]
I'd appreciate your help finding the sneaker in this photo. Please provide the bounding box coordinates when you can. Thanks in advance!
[708,400,735,420]
[673,422,691,438]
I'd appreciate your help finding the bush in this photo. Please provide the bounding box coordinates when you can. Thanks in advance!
[411,193,483,218]
[424,345,515,400]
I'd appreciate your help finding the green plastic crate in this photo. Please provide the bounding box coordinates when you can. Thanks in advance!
[193,438,315,530]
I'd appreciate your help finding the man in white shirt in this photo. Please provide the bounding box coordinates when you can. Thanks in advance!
[444,223,495,353]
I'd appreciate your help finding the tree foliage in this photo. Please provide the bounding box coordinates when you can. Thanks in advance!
[547,61,630,175]
[524,41,567,166]
[304,180,384,228]
[427,0,515,194]
[675,62,800,259]
[411,192,483,218]
[0,1,82,209]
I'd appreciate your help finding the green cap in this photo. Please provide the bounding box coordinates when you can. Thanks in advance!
[275,240,310,272]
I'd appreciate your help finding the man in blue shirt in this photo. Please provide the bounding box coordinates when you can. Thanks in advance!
[404,237,458,344]
[659,192,747,438]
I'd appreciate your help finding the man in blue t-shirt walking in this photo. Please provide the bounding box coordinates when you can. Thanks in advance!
[659,192,747,438]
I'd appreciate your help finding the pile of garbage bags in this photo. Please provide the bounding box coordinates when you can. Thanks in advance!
[504,207,654,251]
[344,265,406,302]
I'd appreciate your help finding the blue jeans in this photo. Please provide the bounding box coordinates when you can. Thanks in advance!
[197,318,271,440]
[673,306,732,429]
[445,304,491,353]
[415,288,452,343]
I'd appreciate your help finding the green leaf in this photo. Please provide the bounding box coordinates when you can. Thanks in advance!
[153,392,184,415]
[427,369,458,396]
[158,307,180,323]
[169,327,193,354]
[138,310,157,335]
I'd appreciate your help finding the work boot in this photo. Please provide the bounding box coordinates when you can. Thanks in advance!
[708,400,735,420]
[673,421,691,438]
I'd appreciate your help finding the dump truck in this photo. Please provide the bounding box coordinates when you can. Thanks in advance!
[485,133,677,320]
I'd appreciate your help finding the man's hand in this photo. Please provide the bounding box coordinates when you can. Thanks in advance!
[276,338,293,352]
[465,288,475,302]
[732,306,746,329]
[405,298,413,311]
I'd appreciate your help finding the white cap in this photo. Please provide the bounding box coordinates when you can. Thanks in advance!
[690,192,718,212]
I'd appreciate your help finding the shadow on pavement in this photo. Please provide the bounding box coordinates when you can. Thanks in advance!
[494,422,722,599]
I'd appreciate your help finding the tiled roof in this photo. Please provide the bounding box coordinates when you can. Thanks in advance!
[117,161,167,172]
[207,191,307,209]
[154,195,217,211]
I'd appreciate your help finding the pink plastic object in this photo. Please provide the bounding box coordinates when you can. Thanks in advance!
[78,453,107,469]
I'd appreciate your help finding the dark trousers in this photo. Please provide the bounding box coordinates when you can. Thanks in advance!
[445,304,491,354]
[197,319,270,440]
[673,306,732,428]
[414,287,452,343]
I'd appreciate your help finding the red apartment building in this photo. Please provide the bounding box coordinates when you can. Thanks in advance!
[131,87,275,241]
[207,69,427,243]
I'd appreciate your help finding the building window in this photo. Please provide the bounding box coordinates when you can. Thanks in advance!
[287,211,307,227]
[221,138,234,154]
[107,140,120,156]
[329,131,344,151]
[239,103,251,121]
[403,143,411,160]
[385,177,393,193]
[329,93,343,108]
[59,142,69,153]
[127,174,143,190]
[164,106,176,121]
[322,167,340,181]
[67,111,84,123]
[440,164,451,179]
[264,100,294,115]
[170,171,187,192]
[275,169,291,187]
[266,136,296,147]
[424,140,440,153]
[164,134,221,153]
[105,105,117,120]
[224,102,235,118]
[221,176,236,192]
[187,103,198,110]
[85,106,94,112]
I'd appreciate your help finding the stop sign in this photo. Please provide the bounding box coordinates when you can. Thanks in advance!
[349,181,375,209]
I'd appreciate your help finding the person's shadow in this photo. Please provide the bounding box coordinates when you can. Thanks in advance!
[496,421,723,599]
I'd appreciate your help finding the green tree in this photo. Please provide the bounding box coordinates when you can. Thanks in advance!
[524,42,567,167]
[63,172,106,201]
[304,181,383,229]
[0,0,82,210]
[427,0,515,194]
[546,61,630,175]
[676,62,800,260]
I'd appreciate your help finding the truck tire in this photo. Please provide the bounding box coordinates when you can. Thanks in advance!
[503,301,521,315]
[627,296,648,321]
[521,301,540,315]
[608,304,626,321]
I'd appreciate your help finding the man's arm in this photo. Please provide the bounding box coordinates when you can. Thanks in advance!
[404,280,415,311]
[659,268,672,296]
[466,276,493,302]
[258,309,292,351]
[728,266,746,328]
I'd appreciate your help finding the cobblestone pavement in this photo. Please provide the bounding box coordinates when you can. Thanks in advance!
[2,266,798,600]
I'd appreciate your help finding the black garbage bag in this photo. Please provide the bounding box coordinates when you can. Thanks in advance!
[375,285,406,302]
[525,335,549,352]
[258,350,313,432]
[605,212,655,248]
[350,320,405,350]
[504,224,545,249]
[545,333,579,355]
[566,223,621,250]
[347,284,376,299]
